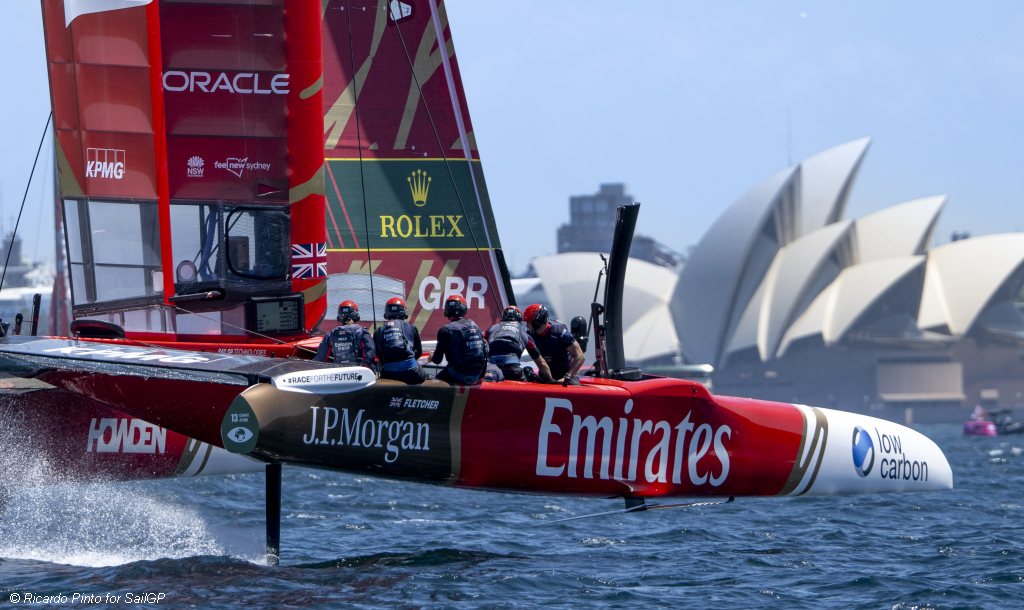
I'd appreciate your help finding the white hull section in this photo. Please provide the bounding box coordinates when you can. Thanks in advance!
[790,405,952,495]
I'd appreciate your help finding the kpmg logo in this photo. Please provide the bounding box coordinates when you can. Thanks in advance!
[85,148,125,180]
[187,156,205,178]
[851,426,875,477]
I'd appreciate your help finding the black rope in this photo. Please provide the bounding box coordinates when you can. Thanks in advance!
[343,0,379,331]
[388,3,505,316]
[1,113,53,293]
[168,303,316,354]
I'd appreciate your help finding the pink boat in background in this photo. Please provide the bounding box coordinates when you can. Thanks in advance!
[964,405,1023,436]
[963,419,998,436]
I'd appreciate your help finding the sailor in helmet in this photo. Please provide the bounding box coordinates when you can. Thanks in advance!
[373,297,428,384]
[431,295,489,385]
[314,300,376,369]
[523,303,584,386]
[486,305,554,382]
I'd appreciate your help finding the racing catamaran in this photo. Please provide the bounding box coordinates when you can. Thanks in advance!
[0,0,951,563]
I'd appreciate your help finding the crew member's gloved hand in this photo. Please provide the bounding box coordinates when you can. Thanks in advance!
[562,375,580,386]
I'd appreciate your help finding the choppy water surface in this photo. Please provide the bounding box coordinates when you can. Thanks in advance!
[1,424,1022,609]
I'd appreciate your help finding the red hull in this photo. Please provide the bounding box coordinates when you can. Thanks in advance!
[0,337,953,497]
[0,382,253,485]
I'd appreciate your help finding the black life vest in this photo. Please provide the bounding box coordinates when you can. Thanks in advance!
[489,320,526,356]
[379,320,414,362]
[329,324,363,365]
[445,318,487,372]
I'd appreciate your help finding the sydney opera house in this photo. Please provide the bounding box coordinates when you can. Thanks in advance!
[519,138,1024,422]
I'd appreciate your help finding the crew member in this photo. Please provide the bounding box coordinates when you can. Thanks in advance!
[314,300,376,369]
[523,303,585,385]
[486,305,554,382]
[373,297,428,384]
[431,295,489,385]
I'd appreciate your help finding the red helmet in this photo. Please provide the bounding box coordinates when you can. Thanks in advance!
[501,305,523,322]
[443,294,468,319]
[384,297,408,320]
[523,303,549,330]
[337,300,360,323]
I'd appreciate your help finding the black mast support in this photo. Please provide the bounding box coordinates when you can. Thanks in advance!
[604,203,641,379]
[30,294,40,336]
[266,462,282,566]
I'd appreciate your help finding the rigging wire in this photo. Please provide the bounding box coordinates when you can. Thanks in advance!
[388,2,506,318]
[344,0,379,331]
[0,112,53,294]
[166,303,317,354]
[89,300,317,355]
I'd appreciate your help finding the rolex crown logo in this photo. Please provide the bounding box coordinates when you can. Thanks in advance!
[407,169,431,207]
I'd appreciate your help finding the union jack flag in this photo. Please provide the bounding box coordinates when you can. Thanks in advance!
[290,242,327,279]
[389,396,403,408]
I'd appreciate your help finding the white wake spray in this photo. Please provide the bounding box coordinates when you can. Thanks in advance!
[0,411,226,567]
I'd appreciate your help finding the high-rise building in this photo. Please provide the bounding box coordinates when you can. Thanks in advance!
[557,183,683,268]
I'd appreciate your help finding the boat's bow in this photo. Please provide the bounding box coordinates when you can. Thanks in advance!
[711,397,953,495]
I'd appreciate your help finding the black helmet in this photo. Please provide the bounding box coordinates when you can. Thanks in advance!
[337,300,360,323]
[501,305,523,322]
[384,297,408,320]
[443,294,468,320]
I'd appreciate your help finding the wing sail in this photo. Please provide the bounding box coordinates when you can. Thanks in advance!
[321,0,509,336]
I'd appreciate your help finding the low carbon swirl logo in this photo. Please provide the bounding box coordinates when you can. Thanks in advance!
[852,426,875,477]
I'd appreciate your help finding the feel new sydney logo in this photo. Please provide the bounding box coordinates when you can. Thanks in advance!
[379,169,465,239]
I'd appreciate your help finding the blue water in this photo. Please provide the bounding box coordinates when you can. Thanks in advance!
[1,424,1021,609]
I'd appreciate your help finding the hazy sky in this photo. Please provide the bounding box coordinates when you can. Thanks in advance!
[448,1,1024,272]
[4,2,1023,273]
[0,3,53,265]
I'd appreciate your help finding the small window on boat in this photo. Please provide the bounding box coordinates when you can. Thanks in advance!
[63,198,162,309]
[224,207,289,279]
[169,202,290,297]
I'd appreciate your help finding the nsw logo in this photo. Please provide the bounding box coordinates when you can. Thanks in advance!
[851,426,875,477]
[187,156,205,177]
